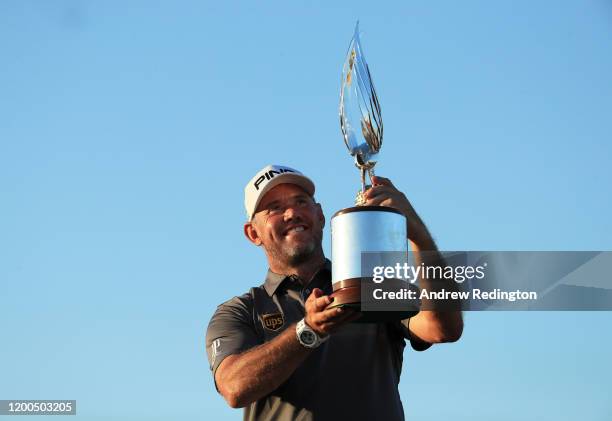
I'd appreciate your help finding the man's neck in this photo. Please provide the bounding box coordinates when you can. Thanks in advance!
[268,251,326,286]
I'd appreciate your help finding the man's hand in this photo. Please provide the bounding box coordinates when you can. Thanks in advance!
[304,288,359,336]
[363,176,434,249]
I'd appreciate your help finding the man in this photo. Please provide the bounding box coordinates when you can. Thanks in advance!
[206,164,463,420]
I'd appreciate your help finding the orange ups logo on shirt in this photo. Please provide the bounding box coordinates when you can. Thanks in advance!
[262,313,284,331]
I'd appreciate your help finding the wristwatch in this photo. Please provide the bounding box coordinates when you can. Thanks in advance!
[296,318,328,349]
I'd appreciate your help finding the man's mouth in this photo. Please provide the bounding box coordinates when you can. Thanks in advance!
[284,225,308,235]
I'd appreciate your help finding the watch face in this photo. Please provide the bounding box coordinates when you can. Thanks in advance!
[301,330,316,345]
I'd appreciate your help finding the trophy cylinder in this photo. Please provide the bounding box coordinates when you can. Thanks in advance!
[330,206,408,310]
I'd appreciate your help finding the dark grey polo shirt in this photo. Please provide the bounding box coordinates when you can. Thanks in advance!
[206,260,424,421]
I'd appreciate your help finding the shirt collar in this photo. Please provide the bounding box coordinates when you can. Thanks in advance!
[263,259,331,296]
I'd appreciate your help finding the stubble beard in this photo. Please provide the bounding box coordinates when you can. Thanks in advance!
[265,233,322,267]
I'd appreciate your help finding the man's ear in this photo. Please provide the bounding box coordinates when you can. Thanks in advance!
[244,221,263,246]
[316,203,325,228]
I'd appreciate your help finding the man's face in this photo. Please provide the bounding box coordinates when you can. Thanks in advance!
[246,183,324,266]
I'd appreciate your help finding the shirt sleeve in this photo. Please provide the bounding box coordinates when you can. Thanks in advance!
[205,295,262,386]
[398,318,433,351]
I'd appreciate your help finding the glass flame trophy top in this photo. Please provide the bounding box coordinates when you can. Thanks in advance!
[339,21,384,205]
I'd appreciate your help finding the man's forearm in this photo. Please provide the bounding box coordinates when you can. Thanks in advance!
[360,175,463,343]
[216,323,311,408]
[407,236,463,343]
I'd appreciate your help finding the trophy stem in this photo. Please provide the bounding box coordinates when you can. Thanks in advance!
[360,167,367,194]
[355,161,377,205]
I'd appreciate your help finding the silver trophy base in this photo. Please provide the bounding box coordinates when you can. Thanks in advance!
[330,205,419,322]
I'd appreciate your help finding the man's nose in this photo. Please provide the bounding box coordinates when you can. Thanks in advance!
[283,204,301,221]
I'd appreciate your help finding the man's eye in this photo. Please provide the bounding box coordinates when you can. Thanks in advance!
[297,198,308,206]
[268,205,282,214]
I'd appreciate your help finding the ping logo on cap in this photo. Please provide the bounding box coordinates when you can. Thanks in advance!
[245,164,315,221]
[254,168,296,191]
[261,313,285,331]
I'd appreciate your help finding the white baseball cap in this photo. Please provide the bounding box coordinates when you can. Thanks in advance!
[244,164,315,221]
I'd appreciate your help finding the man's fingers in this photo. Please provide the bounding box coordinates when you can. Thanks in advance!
[365,195,388,207]
[364,185,394,199]
[306,288,324,305]
[319,309,361,333]
[307,306,361,335]
[312,306,349,324]
[372,176,394,187]
[313,294,333,311]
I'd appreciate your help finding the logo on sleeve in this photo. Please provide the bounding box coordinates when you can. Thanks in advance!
[210,338,221,367]
[261,313,285,331]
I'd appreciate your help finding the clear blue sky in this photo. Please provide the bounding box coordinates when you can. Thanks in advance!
[1,1,611,420]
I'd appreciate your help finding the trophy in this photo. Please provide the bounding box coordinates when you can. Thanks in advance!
[329,22,419,321]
